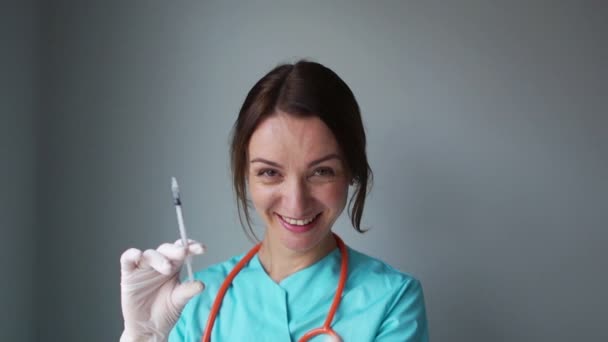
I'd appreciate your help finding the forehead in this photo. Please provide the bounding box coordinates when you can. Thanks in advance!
[248,112,341,160]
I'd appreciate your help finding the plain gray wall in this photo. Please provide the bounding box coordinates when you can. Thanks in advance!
[4,1,605,341]
[0,1,37,341]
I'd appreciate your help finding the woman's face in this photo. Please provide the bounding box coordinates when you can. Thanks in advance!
[247,112,350,253]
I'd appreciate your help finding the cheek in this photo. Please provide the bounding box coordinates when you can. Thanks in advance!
[248,182,278,212]
[316,182,349,211]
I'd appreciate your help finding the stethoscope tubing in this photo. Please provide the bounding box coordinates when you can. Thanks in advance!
[201,233,348,342]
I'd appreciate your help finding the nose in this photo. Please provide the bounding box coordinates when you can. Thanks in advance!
[282,177,312,216]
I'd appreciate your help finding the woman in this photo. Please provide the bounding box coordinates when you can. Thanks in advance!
[120,60,429,341]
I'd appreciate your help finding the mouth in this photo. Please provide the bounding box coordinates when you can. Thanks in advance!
[276,212,322,233]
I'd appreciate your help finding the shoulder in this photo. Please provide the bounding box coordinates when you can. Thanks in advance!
[345,247,426,316]
[345,247,429,340]
[169,253,247,341]
[191,253,244,291]
[182,252,250,315]
[347,246,421,289]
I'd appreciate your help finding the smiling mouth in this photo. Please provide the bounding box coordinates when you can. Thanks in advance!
[278,214,319,225]
[276,213,322,233]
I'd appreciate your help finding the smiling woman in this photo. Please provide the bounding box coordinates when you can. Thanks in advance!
[120,60,429,342]
[230,61,371,240]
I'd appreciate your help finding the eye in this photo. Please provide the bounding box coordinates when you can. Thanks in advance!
[257,169,279,178]
[313,167,335,177]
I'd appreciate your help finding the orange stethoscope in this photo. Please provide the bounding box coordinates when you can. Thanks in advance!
[201,233,348,342]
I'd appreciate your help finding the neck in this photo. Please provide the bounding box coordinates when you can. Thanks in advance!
[258,233,337,283]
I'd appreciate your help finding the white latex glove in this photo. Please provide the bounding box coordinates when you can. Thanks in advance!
[120,239,206,342]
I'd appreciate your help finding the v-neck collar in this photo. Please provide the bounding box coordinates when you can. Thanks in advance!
[248,247,342,292]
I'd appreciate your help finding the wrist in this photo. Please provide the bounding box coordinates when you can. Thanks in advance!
[119,331,153,342]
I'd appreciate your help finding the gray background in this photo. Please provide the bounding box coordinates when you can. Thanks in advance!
[1,1,606,341]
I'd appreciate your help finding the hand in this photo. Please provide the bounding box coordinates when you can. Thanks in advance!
[119,239,205,342]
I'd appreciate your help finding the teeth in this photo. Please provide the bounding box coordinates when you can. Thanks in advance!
[282,215,316,226]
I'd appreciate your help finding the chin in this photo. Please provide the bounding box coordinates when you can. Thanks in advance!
[277,226,333,253]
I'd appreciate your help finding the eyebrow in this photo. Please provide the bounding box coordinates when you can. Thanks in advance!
[250,153,342,168]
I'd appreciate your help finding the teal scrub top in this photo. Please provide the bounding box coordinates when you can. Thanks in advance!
[169,245,429,341]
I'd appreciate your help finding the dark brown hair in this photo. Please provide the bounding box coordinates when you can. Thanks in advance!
[230,60,372,241]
